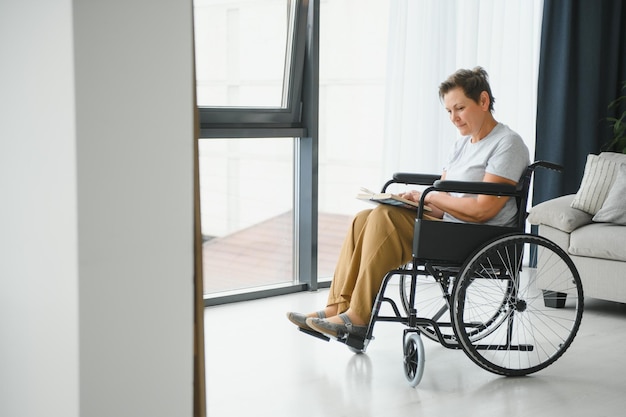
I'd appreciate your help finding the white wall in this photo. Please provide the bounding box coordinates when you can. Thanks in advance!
[0,1,79,415]
[0,1,195,416]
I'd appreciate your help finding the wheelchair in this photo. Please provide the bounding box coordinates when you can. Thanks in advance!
[305,161,584,387]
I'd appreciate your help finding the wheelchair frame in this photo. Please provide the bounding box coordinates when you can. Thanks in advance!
[304,162,584,387]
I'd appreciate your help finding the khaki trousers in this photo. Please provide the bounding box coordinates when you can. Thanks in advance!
[327,204,417,323]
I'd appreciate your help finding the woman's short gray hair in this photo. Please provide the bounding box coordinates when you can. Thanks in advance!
[439,67,495,112]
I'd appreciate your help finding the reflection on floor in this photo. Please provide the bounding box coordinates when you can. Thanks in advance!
[204,288,626,417]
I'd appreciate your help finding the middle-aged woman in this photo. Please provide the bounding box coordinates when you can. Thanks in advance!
[287,67,530,339]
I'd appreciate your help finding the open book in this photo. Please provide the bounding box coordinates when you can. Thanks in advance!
[356,187,431,211]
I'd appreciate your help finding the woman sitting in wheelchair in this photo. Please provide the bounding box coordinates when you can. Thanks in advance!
[287,67,530,339]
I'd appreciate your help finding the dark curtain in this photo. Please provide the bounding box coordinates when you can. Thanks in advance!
[533,0,626,204]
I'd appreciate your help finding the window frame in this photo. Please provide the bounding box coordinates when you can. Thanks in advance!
[197,0,321,306]
[197,0,308,131]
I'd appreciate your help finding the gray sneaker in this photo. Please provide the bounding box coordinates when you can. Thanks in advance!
[306,313,367,339]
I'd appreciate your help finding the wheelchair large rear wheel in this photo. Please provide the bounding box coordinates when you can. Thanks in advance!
[452,234,583,376]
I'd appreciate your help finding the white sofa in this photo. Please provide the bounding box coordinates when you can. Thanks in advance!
[528,152,626,304]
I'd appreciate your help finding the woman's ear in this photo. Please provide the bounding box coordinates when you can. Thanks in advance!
[480,91,490,110]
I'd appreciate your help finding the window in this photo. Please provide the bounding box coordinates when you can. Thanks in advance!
[194,0,317,302]
[194,0,307,126]
[195,0,295,108]
[198,138,295,295]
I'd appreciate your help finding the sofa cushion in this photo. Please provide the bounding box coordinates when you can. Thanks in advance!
[528,194,593,233]
[599,151,626,164]
[570,154,621,215]
[593,163,626,225]
[569,223,626,262]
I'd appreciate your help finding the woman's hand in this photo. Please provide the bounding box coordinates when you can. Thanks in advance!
[399,190,444,219]
[398,190,422,203]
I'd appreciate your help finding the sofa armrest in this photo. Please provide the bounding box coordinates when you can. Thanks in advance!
[528,194,593,233]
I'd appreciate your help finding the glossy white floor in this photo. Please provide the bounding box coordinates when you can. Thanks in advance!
[204,286,626,417]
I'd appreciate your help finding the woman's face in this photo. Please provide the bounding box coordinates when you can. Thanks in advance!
[443,87,490,141]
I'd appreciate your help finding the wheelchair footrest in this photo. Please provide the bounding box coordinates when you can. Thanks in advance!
[344,333,370,351]
[474,344,534,352]
[298,326,330,341]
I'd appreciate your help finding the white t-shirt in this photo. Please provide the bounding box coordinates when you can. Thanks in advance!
[442,123,530,226]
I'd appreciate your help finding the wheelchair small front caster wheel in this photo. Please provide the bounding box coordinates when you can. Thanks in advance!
[403,333,425,387]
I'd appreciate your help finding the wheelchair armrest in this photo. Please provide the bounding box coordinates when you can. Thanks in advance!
[431,180,517,197]
[531,160,563,172]
[393,172,441,185]
[382,172,440,192]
